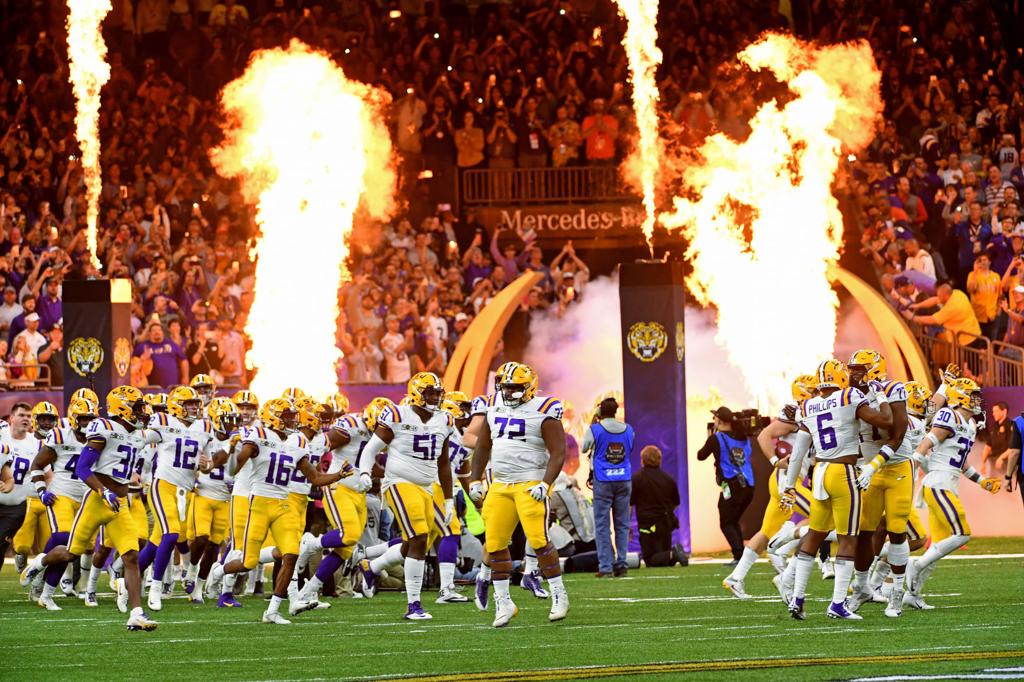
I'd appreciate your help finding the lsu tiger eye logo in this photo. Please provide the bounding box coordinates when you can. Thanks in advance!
[113,337,131,378]
[67,337,105,377]
[626,322,668,363]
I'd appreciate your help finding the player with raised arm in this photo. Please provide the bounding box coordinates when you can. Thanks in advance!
[356,373,455,620]
[469,363,569,628]
[723,375,815,599]
[905,378,1001,607]
[780,359,893,621]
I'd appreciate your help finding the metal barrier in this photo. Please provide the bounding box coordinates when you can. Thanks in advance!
[912,327,1024,387]
[3,363,51,390]
[461,165,635,205]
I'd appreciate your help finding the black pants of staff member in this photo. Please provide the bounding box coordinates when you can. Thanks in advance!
[0,501,27,574]
[638,513,679,567]
[718,479,754,561]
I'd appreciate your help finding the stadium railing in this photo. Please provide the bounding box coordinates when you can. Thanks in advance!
[913,329,1024,387]
[461,166,635,206]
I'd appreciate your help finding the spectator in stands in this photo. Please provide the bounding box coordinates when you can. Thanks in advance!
[344,329,384,383]
[489,227,534,285]
[516,96,549,168]
[455,111,485,171]
[985,165,1014,216]
[904,238,936,281]
[421,94,455,205]
[999,286,1024,360]
[216,317,245,385]
[133,322,188,387]
[36,321,63,387]
[953,202,992,286]
[380,316,412,383]
[7,295,36,348]
[966,254,1003,339]
[13,312,47,358]
[0,287,22,336]
[549,104,582,168]
[904,281,983,348]
[582,98,618,166]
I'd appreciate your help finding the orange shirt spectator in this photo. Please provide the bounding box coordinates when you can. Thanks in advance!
[581,99,618,163]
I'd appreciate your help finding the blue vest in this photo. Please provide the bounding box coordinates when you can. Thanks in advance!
[591,422,635,482]
[716,432,754,485]
[1015,415,1024,474]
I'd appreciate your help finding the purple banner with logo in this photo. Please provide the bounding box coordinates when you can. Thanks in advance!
[619,262,690,553]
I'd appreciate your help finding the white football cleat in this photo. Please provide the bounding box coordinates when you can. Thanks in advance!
[885,587,903,618]
[60,577,78,598]
[548,589,569,622]
[115,578,129,614]
[845,587,874,613]
[819,559,835,580]
[767,521,796,553]
[297,532,319,573]
[262,611,292,625]
[905,558,920,594]
[37,594,62,611]
[492,596,518,628]
[870,586,888,603]
[19,557,43,587]
[902,592,935,610]
[126,610,159,631]
[722,576,751,600]
[147,585,162,612]
[82,592,99,607]
[288,599,317,616]
[436,587,470,604]
[312,600,332,609]
[772,574,791,605]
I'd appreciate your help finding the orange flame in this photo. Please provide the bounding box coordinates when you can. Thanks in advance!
[66,0,111,270]
[660,33,881,407]
[614,0,662,250]
[211,40,395,400]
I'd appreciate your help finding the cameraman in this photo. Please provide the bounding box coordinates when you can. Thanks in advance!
[697,407,755,566]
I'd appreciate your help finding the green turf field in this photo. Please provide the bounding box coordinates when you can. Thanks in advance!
[2,538,1022,681]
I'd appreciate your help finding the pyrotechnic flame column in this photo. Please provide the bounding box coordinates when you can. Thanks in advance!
[618,261,690,553]
[62,279,133,405]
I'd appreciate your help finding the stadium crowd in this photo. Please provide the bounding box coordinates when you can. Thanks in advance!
[0,0,1022,389]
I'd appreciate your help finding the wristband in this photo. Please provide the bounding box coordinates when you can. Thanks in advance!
[34,480,46,495]
[769,455,779,467]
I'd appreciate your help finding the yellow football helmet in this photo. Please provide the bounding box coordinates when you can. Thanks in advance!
[145,392,169,413]
[848,349,886,387]
[330,393,350,415]
[107,385,149,427]
[31,401,59,435]
[494,362,519,390]
[407,372,445,410]
[208,397,241,434]
[190,373,216,405]
[399,396,412,406]
[791,374,818,403]
[904,381,932,418]
[946,377,982,414]
[67,397,98,431]
[295,397,325,432]
[71,388,99,408]
[232,390,259,424]
[167,386,203,421]
[261,398,297,433]
[364,397,395,433]
[441,398,467,421]
[281,387,306,403]
[815,359,849,390]
[497,362,538,406]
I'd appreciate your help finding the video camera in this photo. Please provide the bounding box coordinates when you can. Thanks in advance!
[706,408,771,438]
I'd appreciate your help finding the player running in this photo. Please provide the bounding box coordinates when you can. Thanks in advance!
[469,363,569,628]
[8,401,49,579]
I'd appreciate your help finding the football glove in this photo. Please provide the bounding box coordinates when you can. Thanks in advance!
[528,481,550,501]
[867,380,888,403]
[338,461,355,478]
[355,472,372,493]
[778,488,796,511]
[469,480,485,503]
[443,498,454,526]
[980,477,1002,494]
[102,489,120,512]
[40,490,57,506]
[856,463,878,490]
[942,363,961,385]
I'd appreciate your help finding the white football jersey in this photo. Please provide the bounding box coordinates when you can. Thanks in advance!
[196,432,234,502]
[893,413,926,464]
[774,403,811,484]
[287,431,325,496]
[149,413,210,490]
[43,425,89,499]
[922,407,976,492]
[798,388,866,462]
[447,429,473,479]
[488,395,563,484]
[858,380,907,459]
[471,392,504,416]
[381,404,453,490]
[329,414,373,490]
[83,418,143,485]
[0,432,41,505]
[243,425,292,500]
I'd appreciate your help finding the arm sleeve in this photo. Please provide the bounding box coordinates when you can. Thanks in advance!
[75,444,102,482]
[581,426,595,454]
[696,434,718,461]
[358,434,388,474]
[1011,423,1022,450]
[784,431,812,491]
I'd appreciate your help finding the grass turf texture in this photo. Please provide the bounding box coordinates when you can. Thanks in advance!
[1,537,1021,682]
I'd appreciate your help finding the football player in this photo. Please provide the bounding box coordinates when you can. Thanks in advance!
[11,402,58,584]
[357,373,455,620]
[469,363,569,628]
[844,350,911,616]
[190,374,216,409]
[210,398,350,624]
[22,387,157,631]
[135,386,205,611]
[430,396,473,604]
[781,359,893,620]
[7,402,47,578]
[906,378,1000,606]
[23,398,97,610]
[723,375,815,599]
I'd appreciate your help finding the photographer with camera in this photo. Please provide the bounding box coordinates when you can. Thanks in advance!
[698,407,755,566]
[582,396,635,577]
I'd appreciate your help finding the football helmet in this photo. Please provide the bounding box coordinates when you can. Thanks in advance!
[296,398,325,432]
[494,362,519,390]
[231,390,259,424]
[30,401,59,435]
[261,398,297,433]
[208,397,241,434]
[791,374,818,403]
[329,393,350,415]
[71,388,99,408]
[107,386,149,427]
[67,397,98,432]
[497,363,538,407]
[190,373,216,406]
[903,381,932,418]
[364,397,395,433]
[281,387,306,403]
[848,349,886,388]
[946,377,982,414]
[446,390,472,413]
[145,392,169,414]
[441,398,469,429]
[407,372,445,410]
[815,359,849,390]
[167,386,203,422]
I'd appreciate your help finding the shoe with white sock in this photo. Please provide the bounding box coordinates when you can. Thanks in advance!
[722,576,751,600]
[190,589,204,605]
[772,574,791,605]
[60,577,78,598]
[357,559,377,599]
[147,584,163,612]
[262,611,291,625]
[404,601,432,620]
[37,594,62,611]
[870,586,888,603]
[902,592,935,610]
[767,521,796,553]
[905,558,919,594]
[846,586,874,613]
[312,600,332,609]
[884,586,903,617]
[436,587,469,604]
[297,532,319,573]
[288,598,317,616]
[520,571,549,599]
[548,589,569,622]
[819,559,835,580]
[788,596,806,620]
[126,610,159,631]
[83,592,99,607]
[826,600,863,620]
[492,596,518,628]
[19,556,43,586]
[115,578,129,614]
